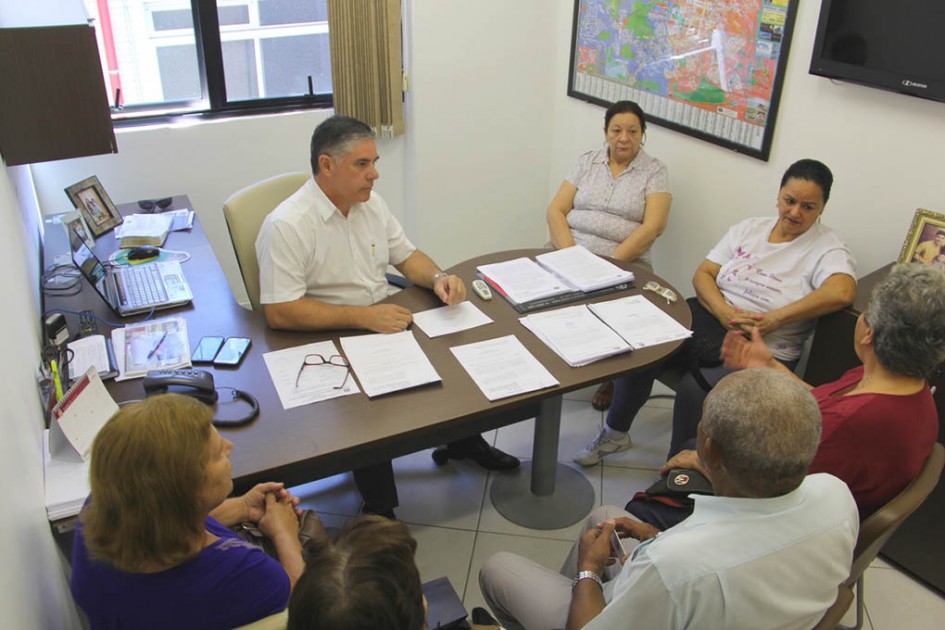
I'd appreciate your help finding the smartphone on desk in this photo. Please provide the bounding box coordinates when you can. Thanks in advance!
[213,337,251,367]
[192,336,225,364]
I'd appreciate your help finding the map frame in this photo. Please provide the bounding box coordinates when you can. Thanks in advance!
[567,0,799,162]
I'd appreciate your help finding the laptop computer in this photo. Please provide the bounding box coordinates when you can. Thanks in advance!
[68,227,193,317]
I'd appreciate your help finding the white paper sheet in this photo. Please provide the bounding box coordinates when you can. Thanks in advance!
[450,335,559,401]
[263,340,360,410]
[412,301,493,338]
[477,257,572,303]
[341,331,441,397]
[588,295,692,348]
[520,305,631,366]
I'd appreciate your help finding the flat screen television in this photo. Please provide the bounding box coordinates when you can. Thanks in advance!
[809,0,945,104]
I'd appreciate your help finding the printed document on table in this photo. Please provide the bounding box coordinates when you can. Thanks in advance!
[341,330,441,398]
[263,340,360,410]
[412,301,493,338]
[520,305,631,367]
[588,295,692,349]
[535,245,635,292]
[477,257,572,303]
[450,335,559,401]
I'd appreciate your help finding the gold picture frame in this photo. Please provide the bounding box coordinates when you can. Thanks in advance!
[898,208,945,265]
[64,175,123,238]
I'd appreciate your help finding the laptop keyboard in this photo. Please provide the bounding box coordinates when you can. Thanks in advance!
[115,265,168,307]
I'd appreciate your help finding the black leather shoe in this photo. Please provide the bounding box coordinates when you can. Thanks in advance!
[447,435,520,470]
[472,606,500,626]
[360,503,397,520]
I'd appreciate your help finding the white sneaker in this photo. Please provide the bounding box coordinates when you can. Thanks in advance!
[573,427,632,466]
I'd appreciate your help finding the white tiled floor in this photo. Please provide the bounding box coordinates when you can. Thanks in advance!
[291,384,945,629]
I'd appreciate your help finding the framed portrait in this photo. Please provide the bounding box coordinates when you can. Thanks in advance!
[61,210,95,250]
[64,175,123,237]
[898,209,945,265]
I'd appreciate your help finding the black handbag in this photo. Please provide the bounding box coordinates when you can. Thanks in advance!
[625,468,714,531]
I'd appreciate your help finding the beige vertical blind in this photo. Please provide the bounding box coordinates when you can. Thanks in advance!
[327,0,404,138]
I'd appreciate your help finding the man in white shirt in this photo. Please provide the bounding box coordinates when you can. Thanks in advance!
[479,368,858,629]
[256,116,519,518]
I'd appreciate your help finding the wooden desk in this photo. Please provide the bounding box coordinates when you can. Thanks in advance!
[46,204,691,530]
[806,263,945,595]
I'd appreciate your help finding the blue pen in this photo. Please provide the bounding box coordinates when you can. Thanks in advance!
[147,331,169,359]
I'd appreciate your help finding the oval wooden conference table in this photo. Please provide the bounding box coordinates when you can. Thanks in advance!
[52,205,691,530]
[424,250,692,528]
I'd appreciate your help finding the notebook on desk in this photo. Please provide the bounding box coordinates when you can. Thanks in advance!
[68,227,193,316]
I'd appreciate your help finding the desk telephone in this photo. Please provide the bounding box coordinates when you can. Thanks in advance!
[143,368,219,405]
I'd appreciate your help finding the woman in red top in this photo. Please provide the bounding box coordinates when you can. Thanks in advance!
[665,263,943,517]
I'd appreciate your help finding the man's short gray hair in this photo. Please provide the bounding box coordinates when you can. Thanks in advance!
[309,115,375,175]
[867,263,945,378]
[702,369,821,498]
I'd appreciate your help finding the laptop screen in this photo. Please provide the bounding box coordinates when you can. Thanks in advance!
[68,228,112,307]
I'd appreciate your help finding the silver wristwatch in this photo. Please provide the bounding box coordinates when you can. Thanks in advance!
[572,570,603,590]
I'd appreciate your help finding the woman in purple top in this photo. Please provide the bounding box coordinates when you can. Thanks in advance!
[71,394,306,629]
[547,100,672,410]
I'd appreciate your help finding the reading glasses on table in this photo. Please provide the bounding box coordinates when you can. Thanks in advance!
[295,353,351,390]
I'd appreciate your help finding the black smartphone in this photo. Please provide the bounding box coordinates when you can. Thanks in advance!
[192,336,225,364]
[213,337,252,367]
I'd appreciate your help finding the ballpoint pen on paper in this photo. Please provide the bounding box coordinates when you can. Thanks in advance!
[147,331,169,359]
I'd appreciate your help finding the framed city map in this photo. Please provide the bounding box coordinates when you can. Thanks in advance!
[568,0,798,161]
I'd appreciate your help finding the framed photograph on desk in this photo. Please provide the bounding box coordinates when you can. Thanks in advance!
[65,175,123,237]
[898,208,945,266]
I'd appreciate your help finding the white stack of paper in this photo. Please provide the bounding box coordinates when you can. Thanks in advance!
[450,335,558,401]
[588,295,692,348]
[262,340,360,410]
[43,429,90,520]
[340,331,441,397]
[520,305,631,366]
[477,257,572,304]
[535,245,635,292]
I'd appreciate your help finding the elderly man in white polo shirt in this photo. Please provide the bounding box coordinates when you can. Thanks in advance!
[480,368,858,630]
[256,115,519,519]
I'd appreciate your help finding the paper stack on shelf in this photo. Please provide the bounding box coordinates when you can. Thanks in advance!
[535,245,635,292]
[43,429,90,520]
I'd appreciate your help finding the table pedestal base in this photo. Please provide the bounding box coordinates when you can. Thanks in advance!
[490,461,595,529]
[489,395,595,529]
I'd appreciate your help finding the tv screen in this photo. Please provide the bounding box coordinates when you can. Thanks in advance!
[809,0,945,103]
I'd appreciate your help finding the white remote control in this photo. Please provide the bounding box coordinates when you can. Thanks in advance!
[472,279,493,300]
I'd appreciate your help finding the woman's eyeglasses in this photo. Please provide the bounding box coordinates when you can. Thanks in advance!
[295,353,351,390]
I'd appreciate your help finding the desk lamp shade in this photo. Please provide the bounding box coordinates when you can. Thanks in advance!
[0,24,117,166]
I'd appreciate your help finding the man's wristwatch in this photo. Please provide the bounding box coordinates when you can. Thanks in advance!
[432,272,448,283]
[572,570,603,590]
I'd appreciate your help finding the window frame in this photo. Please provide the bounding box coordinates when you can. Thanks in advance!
[110,0,332,128]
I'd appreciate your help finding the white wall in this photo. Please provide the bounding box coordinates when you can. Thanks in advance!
[549,2,945,293]
[0,165,83,628]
